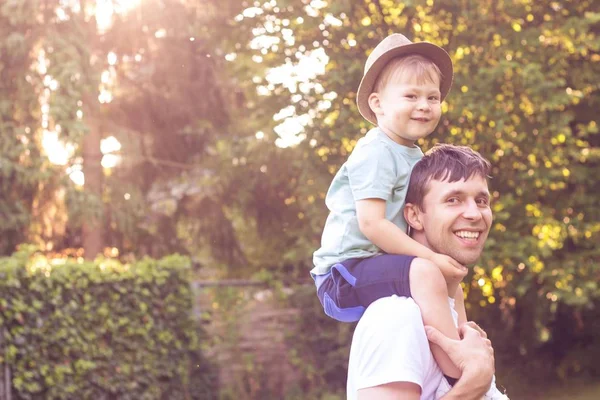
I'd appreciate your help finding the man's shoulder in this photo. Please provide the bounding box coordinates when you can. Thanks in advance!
[349,296,443,399]
[358,296,422,329]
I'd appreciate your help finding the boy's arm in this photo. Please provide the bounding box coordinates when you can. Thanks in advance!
[454,287,468,326]
[356,198,436,258]
[356,199,464,274]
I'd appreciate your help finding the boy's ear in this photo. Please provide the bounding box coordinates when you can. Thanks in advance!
[368,92,383,116]
[404,203,424,231]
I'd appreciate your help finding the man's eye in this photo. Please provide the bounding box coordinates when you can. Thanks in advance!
[476,198,489,206]
[447,197,460,204]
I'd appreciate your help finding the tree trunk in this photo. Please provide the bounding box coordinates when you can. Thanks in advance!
[82,104,104,260]
[80,0,104,261]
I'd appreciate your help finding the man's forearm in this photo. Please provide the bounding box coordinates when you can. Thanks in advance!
[441,367,492,400]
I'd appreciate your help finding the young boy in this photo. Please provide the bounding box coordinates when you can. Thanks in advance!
[312,33,467,386]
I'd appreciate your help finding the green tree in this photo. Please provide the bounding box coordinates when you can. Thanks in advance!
[0,0,70,255]
[0,1,255,265]
[226,0,600,381]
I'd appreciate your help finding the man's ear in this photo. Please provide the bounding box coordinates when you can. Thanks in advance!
[368,92,383,117]
[404,203,424,231]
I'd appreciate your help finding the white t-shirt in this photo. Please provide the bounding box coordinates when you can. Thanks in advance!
[347,296,458,400]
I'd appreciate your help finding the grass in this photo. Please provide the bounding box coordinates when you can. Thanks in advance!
[506,381,600,400]
[541,383,600,400]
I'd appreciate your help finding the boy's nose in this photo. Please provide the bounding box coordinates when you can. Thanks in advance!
[417,98,431,111]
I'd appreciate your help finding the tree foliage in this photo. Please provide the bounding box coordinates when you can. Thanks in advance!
[225,0,600,379]
[0,1,250,264]
[0,1,53,254]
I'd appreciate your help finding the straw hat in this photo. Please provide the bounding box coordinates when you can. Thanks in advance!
[356,33,454,125]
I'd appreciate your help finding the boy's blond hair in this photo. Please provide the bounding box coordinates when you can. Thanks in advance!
[373,54,443,94]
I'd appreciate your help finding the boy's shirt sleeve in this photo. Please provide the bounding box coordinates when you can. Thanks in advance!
[346,142,397,201]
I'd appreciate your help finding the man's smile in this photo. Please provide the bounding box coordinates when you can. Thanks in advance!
[453,229,486,248]
[454,230,481,240]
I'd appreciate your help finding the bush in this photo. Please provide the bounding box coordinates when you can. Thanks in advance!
[0,246,217,399]
[283,285,353,399]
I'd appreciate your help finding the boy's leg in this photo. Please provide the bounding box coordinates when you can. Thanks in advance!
[409,258,461,380]
[317,255,415,323]
[317,271,366,322]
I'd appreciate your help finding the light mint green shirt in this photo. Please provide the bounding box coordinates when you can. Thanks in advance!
[311,128,424,276]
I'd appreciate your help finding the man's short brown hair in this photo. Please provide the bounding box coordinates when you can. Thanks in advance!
[405,144,492,210]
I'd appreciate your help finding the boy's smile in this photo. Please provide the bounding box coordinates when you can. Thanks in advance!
[370,75,442,147]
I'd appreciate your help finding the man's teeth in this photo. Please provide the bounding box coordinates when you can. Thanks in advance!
[455,231,479,239]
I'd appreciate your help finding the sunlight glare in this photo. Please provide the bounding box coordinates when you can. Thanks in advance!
[274,115,309,148]
[263,48,328,148]
[67,165,85,186]
[274,106,295,122]
[95,0,113,32]
[95,0,141,32]
[107,52,118,65]
[42,131,74,166]
[101,136,122,154]
[101,154,122,169]
[324,14,343,27]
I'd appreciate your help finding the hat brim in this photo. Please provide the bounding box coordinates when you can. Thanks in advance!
[357,42,454,125]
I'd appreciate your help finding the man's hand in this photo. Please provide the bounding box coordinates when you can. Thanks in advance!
[461,321,489,339]
[428,253,468,280]
[425,323,495,398]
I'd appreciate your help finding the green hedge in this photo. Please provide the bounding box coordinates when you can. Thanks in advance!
[0,246,217,399]
[282,285,351,400]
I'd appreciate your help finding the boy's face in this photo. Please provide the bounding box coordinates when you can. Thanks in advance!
[413,175,492,265]
[371,74,442,147]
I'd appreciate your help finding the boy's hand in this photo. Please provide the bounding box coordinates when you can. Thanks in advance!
[428,253,467,280]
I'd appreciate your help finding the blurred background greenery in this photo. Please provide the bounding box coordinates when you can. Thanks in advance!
[0,0,599,398]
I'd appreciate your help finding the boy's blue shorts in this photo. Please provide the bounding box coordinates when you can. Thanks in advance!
[315,254,415,323]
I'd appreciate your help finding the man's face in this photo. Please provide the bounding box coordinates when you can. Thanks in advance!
[418,175,492,265]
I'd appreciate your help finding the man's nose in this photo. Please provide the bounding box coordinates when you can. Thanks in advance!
[462,199,483,220]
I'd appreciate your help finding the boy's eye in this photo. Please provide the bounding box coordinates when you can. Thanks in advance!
[429,96,440,101]
[405,94,417,99]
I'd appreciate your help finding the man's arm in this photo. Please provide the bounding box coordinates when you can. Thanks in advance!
[441,369,492,400]
[426,324,495,400]
[358,382,420,400]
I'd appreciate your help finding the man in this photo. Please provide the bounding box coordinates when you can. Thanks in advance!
[347,144,507,399]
